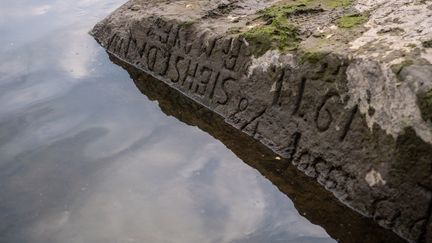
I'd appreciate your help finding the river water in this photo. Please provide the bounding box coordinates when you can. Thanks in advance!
[1,1,397,243]
[0,1,336,242]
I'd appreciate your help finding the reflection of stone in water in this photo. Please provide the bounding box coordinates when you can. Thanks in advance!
[109,55,405,243]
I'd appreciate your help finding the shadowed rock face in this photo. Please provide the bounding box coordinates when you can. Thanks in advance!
[91,0,432,242]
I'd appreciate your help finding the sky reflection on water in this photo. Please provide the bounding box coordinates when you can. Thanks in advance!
[0,1,335,242]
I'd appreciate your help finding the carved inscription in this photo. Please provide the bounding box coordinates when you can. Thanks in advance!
[271,68,286,106]
[199,35,220,57]
[240,109,266,131]
[223,38,243,71]
[229,97,249,125]
[315,92,339,132]
[339,105,358,141]
[108,20,251,107]
[107,17,360,158]
[192,65,213,96]
[168,55,184,83]
[146,46,158,71]
[97,16,432,241]
[284,132,302,160]
[310,91,358,141]
[292,77,307,115]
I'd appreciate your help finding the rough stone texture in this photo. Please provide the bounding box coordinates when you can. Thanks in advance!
[91,0,432,242]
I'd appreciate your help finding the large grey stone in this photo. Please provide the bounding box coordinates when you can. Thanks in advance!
[91,0,432,241]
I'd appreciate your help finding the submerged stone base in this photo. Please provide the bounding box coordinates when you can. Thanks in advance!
[91,0,432,242]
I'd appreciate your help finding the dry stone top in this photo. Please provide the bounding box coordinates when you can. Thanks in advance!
[91,0,432,241]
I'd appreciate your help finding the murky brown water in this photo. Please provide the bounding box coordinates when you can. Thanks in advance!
[0,1,404,243]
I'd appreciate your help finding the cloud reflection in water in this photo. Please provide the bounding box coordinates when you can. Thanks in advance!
[0,0,335,242]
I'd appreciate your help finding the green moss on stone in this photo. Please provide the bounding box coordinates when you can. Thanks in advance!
[242,3,304,56]
[242,0,355,56]
[337,14,368,28]
[257,3,298,18]
[258,0,351,15]
[295,0,352,9]
[243,24,299,56]
[320,0,352,8]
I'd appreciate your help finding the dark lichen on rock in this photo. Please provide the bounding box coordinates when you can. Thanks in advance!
[417,89,432,122]
[377,27,405,36]
[300,51,328,64]
[422,39,432,48]
[203,1,240,18]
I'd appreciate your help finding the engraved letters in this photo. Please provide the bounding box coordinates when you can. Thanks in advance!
[315,93,339,132]
[107,17,359,157]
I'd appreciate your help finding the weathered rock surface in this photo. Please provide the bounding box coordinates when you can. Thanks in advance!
[91,0,432,242]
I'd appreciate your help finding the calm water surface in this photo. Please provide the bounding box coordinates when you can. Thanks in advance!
[0,1,336,242]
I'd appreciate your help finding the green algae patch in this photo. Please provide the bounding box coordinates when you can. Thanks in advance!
[258,0,351,15]
[337,14,368,28]
[243,24,299,57]
[318,0,352,8]
[417,89,432,122]
[242,3,305,56]
[242,0,356,56]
